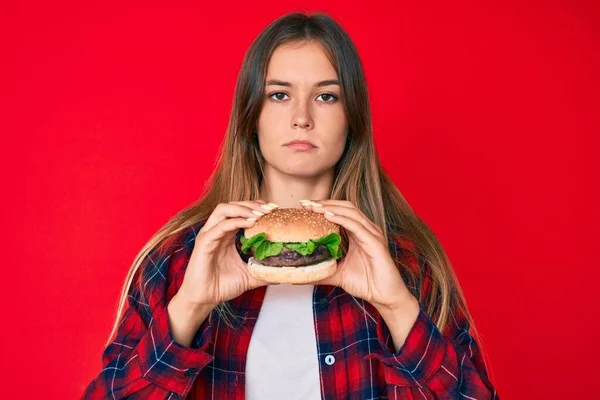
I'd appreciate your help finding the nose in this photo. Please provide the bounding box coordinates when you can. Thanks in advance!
[291,103,313,130]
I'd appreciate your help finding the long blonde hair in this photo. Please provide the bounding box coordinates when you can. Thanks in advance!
[104,11,491,375]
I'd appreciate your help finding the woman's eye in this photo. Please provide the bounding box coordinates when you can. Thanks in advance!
[269,92,289,101]
[317,93,338,103]
[268,92,338,102]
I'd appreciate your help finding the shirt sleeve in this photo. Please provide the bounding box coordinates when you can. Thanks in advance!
[366,239,499,399]
[81,228,214,399]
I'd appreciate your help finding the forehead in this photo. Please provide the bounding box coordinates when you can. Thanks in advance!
[266,41,337,82]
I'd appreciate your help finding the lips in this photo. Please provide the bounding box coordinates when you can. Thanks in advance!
[284,140,317,150]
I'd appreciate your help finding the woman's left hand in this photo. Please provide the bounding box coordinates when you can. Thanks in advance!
[300,200,416,311]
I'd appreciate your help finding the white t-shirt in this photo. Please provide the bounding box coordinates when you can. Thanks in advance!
[245,283,322,399]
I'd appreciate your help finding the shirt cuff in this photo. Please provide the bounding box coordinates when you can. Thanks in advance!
[138,305,214,397]
[365,306,446,387]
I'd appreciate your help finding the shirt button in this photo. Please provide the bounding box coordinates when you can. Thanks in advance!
[325,354,336,365]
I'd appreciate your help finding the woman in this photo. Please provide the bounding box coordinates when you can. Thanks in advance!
[82,12,498,400]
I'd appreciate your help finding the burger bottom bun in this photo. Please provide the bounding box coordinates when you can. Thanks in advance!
[247,257,337,284]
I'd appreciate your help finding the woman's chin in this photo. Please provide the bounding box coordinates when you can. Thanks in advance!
[279,165,324,178]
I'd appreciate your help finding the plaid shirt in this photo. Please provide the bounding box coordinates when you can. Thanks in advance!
[82,221,498,399]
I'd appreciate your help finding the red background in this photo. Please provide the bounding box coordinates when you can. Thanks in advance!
[2,1,598,398]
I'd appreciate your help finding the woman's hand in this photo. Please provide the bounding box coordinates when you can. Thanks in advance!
[176,200,277,309]
[300,200,416,311]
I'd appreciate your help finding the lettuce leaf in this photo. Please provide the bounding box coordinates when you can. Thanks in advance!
[240,231,343,261]
[282,241,317,255]
[313,233,342,260]
[240,232,265,253]
[255,241,284,260]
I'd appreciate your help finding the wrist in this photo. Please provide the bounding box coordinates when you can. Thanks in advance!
[374,294,421,352]
[372,289,418,316]
[167,293,215,348]
[170,293,215,324]
[174,285,217,311]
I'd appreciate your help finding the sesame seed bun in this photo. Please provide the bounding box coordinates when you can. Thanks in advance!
[243,207,340,284]
[244,207,340,243]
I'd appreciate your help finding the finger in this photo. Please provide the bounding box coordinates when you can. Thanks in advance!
[300,255,348,287]
[247,275,272,289]
[302,199,361,214]
[203,217,257,245]
[320,212,381,249]
[303,200,383,236]
[305,199,353,208]
[307,268,341,287]
[230,200,279,213]
[303,203,382,239]
[203,203,272,231]
[249,199,279,207]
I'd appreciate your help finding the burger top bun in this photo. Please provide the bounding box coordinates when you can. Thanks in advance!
[244,207,340,243]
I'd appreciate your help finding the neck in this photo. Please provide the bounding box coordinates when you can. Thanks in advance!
[259,166,335,209]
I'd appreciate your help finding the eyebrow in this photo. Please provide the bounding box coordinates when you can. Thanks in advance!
[265,79,340,87]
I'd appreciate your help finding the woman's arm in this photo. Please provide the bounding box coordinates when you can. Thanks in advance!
[81,231,215,400]
[168,294,214,347]
[367,240,499,399]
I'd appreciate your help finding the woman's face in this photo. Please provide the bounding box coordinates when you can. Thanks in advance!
[256,40,348,178]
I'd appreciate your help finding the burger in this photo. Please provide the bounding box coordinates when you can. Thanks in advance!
[240,207,343,284]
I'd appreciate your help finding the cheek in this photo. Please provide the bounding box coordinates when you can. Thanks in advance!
[256,112,280,161]
[319,109,348,149]
[257,103,286,138]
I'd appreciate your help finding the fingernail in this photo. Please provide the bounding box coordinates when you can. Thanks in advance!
[267,203,279,208]
[252,210,265,216]
[299,199,311,203]
[325,211,334,216]
[310,202,323,207]
[247,217,257,222]
[260,204,275,211]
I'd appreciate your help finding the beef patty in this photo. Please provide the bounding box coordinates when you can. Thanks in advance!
[257,245,330,267]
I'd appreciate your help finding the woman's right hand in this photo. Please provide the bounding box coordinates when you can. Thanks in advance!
[176,200,276,310]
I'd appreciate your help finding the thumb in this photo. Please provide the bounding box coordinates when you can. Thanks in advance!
[307,267,341,287]
[244,265,272,289]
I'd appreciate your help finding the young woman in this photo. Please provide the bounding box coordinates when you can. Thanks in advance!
[82,12,498,400]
